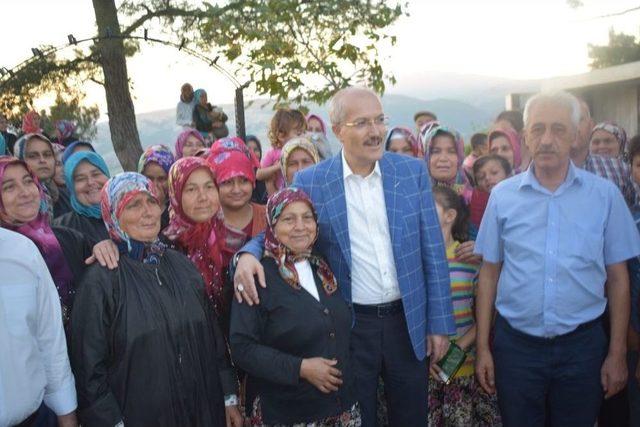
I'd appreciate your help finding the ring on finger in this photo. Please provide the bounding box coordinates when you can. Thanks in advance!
[237,284,245,292]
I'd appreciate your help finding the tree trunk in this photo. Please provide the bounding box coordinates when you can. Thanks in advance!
[92,0,142,171]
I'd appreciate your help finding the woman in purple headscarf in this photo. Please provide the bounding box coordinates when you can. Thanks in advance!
[137,144,175,230]
[0,156,92,330]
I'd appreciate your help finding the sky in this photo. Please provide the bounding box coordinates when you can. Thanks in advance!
[3,0,640,116]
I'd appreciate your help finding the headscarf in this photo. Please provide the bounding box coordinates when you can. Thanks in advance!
[164,157,225,307]
[488,127,522,173]
[54,120,76,145]
[306,114,327,136]
[194,88,207,105]
[175,128,206,159]
[591,122,628,157]
[62,141,95,164]
[280,137,320,185]
[423,124,472,202]
[385,126,423,158]
[208,137,259,185]
[100,172,166,264]
[137,144,175,175]
[0,133,5,156]
[14,132,53,161]
[64,151,110,218]
[0,156,74,314]
[264,187,337,295]
[21,111,42,134]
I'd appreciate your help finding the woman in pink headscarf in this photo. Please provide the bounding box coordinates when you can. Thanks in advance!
[306,113,332,160]
[488,127,522,174]
[22,110,43,134]
[174,128,207,159]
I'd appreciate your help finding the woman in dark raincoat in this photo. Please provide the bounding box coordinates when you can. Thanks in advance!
[70,172,242,427]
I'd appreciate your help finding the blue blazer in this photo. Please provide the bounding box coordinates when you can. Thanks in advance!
[245,152,456,360]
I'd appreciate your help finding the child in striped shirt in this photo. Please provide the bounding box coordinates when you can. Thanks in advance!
[429,185,501,426]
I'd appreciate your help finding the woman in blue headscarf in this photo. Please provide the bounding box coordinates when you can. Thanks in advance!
[53,151,111,244]
[192,88,229,140]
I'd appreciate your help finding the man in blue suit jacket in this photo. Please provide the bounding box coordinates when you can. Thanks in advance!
[234,87,456,426]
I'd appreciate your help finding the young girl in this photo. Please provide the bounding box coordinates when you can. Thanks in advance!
[257,109,306,194]
[430,185,501,427]
[468,154,511,240]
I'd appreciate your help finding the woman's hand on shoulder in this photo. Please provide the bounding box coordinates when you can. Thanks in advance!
[85,239,120,270]
[233,253,265,305]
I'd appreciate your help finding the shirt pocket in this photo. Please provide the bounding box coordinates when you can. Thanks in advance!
[0,284,36,337]
[565,229,604,269]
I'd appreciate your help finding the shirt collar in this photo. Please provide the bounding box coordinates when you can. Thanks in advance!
[519,160,583,194]
[341,149,381,180]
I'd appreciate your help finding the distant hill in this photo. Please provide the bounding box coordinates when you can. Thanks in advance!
[93,93,506,171]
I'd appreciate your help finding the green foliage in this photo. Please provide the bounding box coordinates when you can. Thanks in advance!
[45,94,100,140]
[588,29,640,69]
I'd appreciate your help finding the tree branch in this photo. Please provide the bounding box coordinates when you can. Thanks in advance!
[587,5,640,20]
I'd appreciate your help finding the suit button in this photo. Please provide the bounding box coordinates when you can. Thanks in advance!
[323,308,330,315]
[329,332,335,339]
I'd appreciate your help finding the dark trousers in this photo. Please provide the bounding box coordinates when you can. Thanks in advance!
[350,309,427,427]
[494,315,607,427]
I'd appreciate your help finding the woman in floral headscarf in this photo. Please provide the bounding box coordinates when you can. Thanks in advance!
[590,121,628,159]
[230,186,359,426]
[0,156,92,329]
[54,120,77,146]
[280,136,320,186]
[70,172,242,427]
[423,124,472,203]
[138,144,175,230]
[385,126,423,158]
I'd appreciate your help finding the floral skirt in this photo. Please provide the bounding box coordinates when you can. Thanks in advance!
[250,396,361,427]
[428,375,502,427]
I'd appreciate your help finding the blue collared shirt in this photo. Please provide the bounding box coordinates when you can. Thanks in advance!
[475,162,640,337]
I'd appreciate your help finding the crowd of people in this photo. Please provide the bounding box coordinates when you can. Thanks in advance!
[2,83,640,427]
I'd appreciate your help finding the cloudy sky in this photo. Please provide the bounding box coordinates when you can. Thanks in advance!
[3,0,640,115]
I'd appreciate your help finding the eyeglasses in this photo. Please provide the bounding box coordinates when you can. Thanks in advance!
[342,115,389,130]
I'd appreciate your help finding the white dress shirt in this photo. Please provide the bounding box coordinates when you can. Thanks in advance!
[341,151,401,305]
[0,228,77,427]
[294,260,320,301]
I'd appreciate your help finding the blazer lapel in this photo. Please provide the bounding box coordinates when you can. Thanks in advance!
[380,155,403,254]
[323,155,352,268]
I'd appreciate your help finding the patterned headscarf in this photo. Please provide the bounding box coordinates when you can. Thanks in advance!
[264,187,337,295]
[591,122,628,157]
[64,151,110,218]
[101,172,165,263]
[137,144,175,175]
[280,137,320,185]
[306,114,327,136]
[54,120,76,145]
[208,137,259,185]
[175,128,206,159]
[0,156,74,316]
[488,127,522,173]
[62,141,95,164]
[423,124,472,202]
[385,126,423,158]
[14,133,53,161]
[21,111,42,134]
[163,157,225,308]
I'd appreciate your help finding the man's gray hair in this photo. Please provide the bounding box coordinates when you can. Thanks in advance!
[328,86,381,126]
[523,91,581,129]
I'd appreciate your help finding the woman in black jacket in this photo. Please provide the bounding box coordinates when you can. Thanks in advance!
[230,187,359,426]
[70,172,242,427]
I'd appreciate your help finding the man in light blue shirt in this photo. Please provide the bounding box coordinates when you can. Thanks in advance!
[474,91,640,427]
